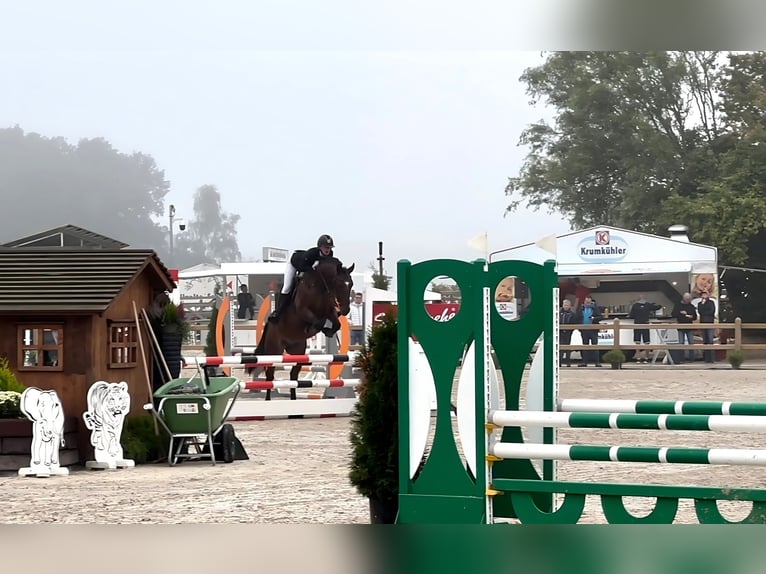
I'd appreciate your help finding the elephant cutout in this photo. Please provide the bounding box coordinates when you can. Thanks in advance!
[18,387,69,477]
[82,381,135,470]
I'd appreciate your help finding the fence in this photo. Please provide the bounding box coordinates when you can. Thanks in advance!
[180,317,766,358]
[559,318,766,356]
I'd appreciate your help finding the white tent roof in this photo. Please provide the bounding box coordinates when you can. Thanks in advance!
[494,225,717,275]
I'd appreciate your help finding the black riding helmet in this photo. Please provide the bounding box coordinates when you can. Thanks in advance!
[317,234,334,249]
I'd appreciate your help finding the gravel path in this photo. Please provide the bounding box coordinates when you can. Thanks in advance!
[1,364,764,524]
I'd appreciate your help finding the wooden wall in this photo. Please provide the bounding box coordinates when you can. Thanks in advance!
[98,276,160,419]
[0,268,168,464]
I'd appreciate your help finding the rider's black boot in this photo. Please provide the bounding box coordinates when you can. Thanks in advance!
[269,292,288,323]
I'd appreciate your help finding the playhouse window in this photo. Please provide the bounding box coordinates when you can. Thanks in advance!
[109,322,138,368]
[18,325,64,371]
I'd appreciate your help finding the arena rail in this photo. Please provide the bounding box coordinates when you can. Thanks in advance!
[559,318,766,356]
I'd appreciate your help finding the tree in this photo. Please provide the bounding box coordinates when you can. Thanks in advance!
[172,185,242,268]
[369,262,391,290]
[506,52,724,234]
[0,126,169,250]
[505,52,766,320]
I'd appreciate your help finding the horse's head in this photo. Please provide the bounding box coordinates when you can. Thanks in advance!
[316,257,355,316]
[335,262,355,316]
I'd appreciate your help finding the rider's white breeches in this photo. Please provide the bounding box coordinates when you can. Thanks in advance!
[281,263,297,294]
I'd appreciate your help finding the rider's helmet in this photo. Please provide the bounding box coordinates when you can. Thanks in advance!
[317,234,334,249]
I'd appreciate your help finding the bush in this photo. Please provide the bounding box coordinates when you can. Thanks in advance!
[727,349,746,369]
[602,349,626,364]
[348,310,398,506]
[0,357,25,393]
[0,391,22,418]
[121,415,168,464]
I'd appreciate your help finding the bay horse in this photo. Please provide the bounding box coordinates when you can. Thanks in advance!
[248,256,355,400]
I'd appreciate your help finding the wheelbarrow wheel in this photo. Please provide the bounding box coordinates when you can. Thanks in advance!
[220,423,236,463]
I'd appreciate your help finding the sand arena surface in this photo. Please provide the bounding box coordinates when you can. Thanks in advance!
[1,364,764,524]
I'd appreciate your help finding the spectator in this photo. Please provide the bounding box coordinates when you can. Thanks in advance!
[672,292,697,363]
[577,295,602,367]
[236,285,256,320]
[628,294,662,364]
[348,292,364,346]
[696,291,717,363]
[559,299,576,367]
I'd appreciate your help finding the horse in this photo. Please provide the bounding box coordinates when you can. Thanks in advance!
[248,256,355,400]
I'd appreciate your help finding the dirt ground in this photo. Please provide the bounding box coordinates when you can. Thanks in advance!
[1,363,765,524]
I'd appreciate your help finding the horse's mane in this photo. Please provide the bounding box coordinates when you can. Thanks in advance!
[313,256,345,276]
[316,256,341,268]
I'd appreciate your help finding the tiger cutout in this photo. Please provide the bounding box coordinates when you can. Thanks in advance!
[83,381,131,464]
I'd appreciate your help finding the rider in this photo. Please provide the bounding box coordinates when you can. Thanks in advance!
[269,234,337,323]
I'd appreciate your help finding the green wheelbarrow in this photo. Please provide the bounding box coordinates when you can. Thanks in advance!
[144,368,242,465]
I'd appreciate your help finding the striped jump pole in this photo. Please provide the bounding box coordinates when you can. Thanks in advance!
[490,410,766,433]
[491,442,766,467]
[184,354,349,366]
[240,379,360,391]
[226,396,358,421]
[229,413,349,422]
[558,399,766,417]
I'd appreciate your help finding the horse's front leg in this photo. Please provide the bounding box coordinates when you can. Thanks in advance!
[265,366,277,401]
[321,311,341,337]
[298,309,324,337]
[285,342,307,401]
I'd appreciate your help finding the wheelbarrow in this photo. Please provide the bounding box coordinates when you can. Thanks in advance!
[144,365,242,465]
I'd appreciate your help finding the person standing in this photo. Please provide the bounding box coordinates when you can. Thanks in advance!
[577,295,603,367]
[348,292,364,346]
[628,294,662,364]
[559,299,576,367]
[672,292,697,362]
[696,290,717,363]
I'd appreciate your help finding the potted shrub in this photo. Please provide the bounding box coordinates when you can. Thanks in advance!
[727,349,745,370]
[602,349,626,370]
[0,356,29,462]
[0,390,23,419]
[159,300,190,379]
[348,310,399,524]
[0,356,25,420]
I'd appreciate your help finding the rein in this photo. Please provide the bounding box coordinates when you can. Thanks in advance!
[314,261,343,313]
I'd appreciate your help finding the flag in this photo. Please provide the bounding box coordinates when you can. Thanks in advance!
[467,232,488,256]
[535,234,557,256]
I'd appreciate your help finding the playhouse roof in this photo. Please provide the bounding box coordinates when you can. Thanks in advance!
[1,224,130,249]
[0,248,176,312]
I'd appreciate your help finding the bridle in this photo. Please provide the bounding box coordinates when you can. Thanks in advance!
[314,260,348,314]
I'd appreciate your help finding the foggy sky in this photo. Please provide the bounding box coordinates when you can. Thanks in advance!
[1,2,578,279]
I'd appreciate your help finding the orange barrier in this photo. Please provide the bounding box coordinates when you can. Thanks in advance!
[330,316,351,379]
[215,295,231,376]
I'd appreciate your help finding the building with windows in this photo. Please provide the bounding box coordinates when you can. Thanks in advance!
[0,225,175,464]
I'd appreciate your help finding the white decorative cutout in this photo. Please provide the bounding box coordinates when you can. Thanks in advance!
[526,337,546,475]
[408,338,434,479]
[526,337,545,443]
[456,341,476,478]
[18,387,69,477]
[82,381,135,470]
